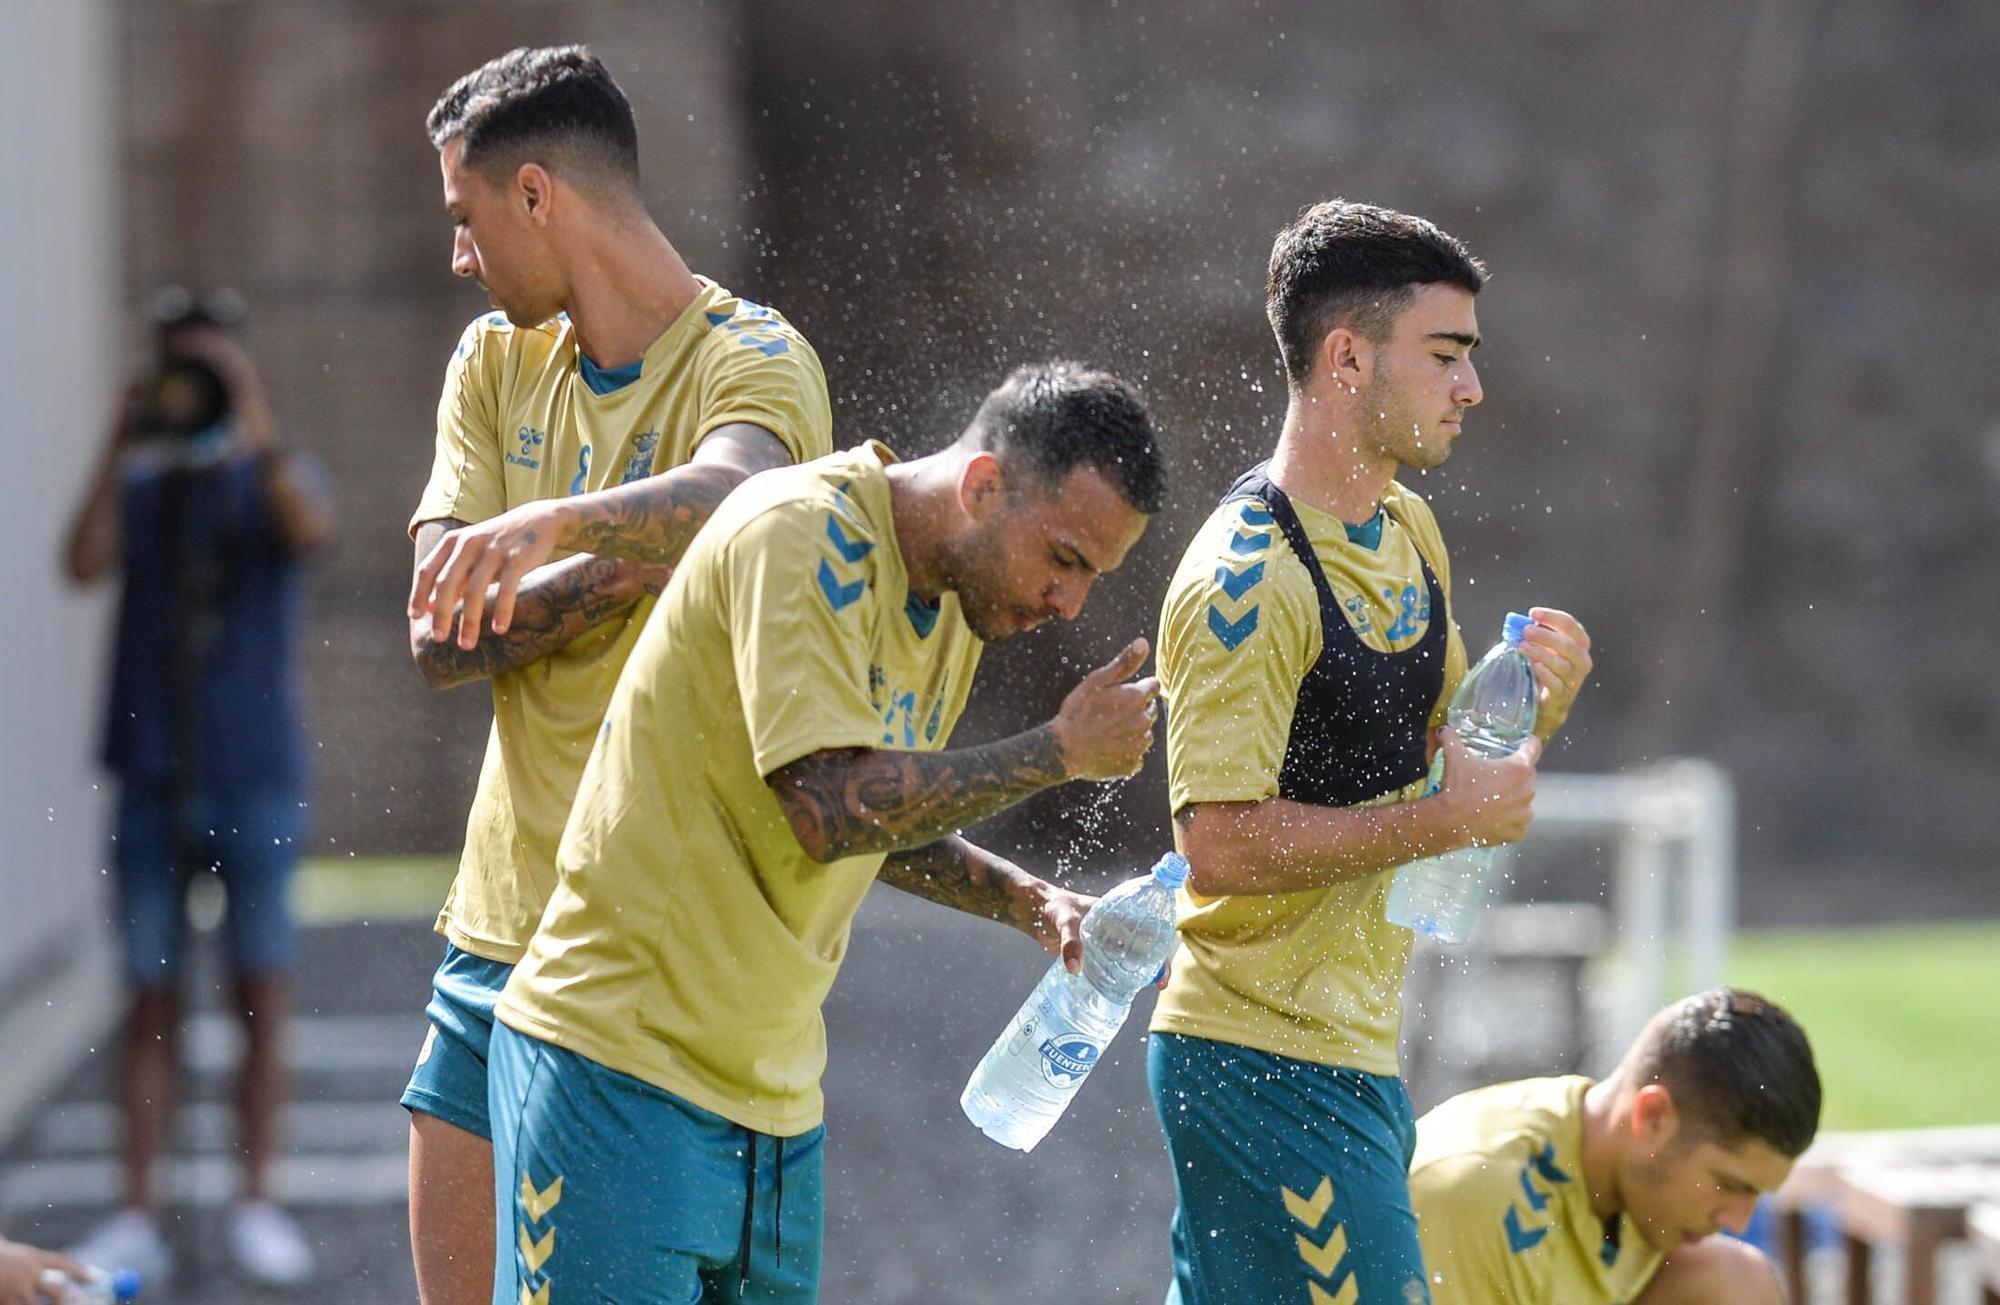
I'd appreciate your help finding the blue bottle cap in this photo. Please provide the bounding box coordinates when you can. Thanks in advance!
[1152,852,1190,888]
[1502,611,1534,644]
[111,1269,143,1301]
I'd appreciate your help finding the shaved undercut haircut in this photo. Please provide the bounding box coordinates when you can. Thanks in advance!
[962,362,1167,515]
[1267,198,1487,389]
[428,45,641,195]
[1635,987,1822,1158]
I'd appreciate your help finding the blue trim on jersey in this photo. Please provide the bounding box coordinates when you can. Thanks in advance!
[578,352,643,395]
[903,590,941,638]
[1343,507,1385,550]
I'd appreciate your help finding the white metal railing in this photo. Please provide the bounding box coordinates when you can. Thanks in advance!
[1527,759,1737,1053]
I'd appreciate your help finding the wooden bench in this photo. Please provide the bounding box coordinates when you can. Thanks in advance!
[1830,1164,2000,1305]
[1764,1128,2000,1305]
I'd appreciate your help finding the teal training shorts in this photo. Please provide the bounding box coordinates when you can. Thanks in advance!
[401,943,513,1140]
[1149,1031,1431,1305]
[488,1022,825,1305]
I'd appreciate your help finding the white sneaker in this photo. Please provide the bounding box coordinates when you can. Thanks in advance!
[228,1200,317,1287]
[66,1207,172,1286]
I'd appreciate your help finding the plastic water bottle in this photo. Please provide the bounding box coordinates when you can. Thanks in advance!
[39,1267,142,1303]
[961,852,1188,1151]
[1385,611,1540,944]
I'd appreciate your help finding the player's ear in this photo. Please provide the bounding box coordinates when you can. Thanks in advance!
[1631,1083,1680,1147]
[514,162,555,225]
[957,450,1006,521]
[1323,325,1367,394]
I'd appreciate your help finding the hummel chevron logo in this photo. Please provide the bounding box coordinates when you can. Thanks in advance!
[1229,529,1271,555]
[519,1283,550,1305]
[1239,503,1275,526]
[1517,1165,1550,1213]
[1213,560,1265,601]
[1505,1205,1550,1254]
[518,1224,555,1274]
[1208,603,1260,651]
[520,1173,563,1222]
[1295,1222,1349,1277]
[818,558,865,611]
[1532,1141,1572,1185]
[1307,1276,1359,1305]
[1282,1175,1334,1229]
[825,514,873,563]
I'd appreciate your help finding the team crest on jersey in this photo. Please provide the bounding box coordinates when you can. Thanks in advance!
[1338,581,1429,644]
[508,426,545,470]
[619,432,660,484]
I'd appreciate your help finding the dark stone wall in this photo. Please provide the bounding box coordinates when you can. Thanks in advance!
[118,2,2000,916]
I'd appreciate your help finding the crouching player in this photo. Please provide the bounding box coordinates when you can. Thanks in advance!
[1410,987,1819,1304]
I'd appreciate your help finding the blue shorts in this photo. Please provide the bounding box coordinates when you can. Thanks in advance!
[1149,1032,1430,1305]
[112,788,304,984]
[488,1023,824,1305]
[401,944,513,1141]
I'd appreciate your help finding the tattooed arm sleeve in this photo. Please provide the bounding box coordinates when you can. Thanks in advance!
[877,834,1055,931]
[767,728,1070,864]
[558,424,793,564]
[407,518,666,688]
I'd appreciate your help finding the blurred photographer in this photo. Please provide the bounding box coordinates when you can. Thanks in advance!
[62,288,330,1288]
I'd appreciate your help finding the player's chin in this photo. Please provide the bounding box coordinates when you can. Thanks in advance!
[1409,435,1457,469]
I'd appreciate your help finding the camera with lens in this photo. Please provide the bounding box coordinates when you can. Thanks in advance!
[136,285,247,442]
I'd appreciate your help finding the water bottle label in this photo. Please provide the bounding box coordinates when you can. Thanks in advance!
[1037,1033,1103,1086]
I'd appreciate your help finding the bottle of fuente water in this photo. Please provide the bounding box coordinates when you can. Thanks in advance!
[961,852,1188,1151]
[1385,612,1539,944]
[40,1266,142,1304]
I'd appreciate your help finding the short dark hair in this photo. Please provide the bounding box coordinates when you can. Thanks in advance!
[427,46,640,192]
[1266,199,1487,389]
[963,362,1166,515]
[1636,987,1822,1158]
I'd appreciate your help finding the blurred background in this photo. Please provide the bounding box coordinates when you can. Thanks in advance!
[3,1,1997,1301]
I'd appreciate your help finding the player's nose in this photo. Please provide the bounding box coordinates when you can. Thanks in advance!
[1455,358,1483,408]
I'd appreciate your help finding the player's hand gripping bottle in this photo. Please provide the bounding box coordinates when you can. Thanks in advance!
[961,853,1187,1151]
[1385,612,1539,944]
[39,1265,142,1303]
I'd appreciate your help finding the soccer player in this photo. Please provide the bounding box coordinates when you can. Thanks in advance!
[1147,199,1595,1304]
[400,47,832,1305]
[1410,988,1820,1305]
[486,363,1165,1303]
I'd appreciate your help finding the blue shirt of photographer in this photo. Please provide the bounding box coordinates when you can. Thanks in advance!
[101,439,312,799]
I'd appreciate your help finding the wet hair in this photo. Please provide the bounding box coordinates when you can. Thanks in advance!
[1266,198,1487,389]
[1635,987,1822,1158]
[961,362,1166,515]
[427,46,640,193]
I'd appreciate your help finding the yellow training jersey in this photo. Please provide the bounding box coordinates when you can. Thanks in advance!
[1149,478,1467,1075]
[1411,1076,1665,1305]
[497,442,984,1137]
[409,280,832,965]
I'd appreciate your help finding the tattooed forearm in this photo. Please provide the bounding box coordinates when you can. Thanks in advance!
[411,549,659,688]
[879,836,1047,931]
[562,462,744,565]
[770,727,1069,863]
